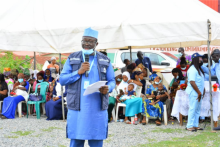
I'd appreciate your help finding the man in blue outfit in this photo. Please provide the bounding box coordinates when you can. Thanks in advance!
[135,51,152,72]
[60,28,115,147]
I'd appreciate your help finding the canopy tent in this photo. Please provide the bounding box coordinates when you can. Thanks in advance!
[0,0,220,128]
[0,0,220,53]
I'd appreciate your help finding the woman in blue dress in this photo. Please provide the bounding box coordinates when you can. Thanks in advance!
[1,73,29,119]
[142,75,166,125]
[45,80,67,120]
[118,71,143,124]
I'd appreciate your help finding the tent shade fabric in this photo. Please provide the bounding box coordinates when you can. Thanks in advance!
[0,0,220,53]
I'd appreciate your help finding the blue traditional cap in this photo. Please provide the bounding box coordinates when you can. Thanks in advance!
[192,53,202,59]
[83,27,98,39]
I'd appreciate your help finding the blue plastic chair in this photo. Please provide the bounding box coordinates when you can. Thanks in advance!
[27,82,49,119]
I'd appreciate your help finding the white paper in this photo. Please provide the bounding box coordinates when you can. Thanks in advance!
[83,81,107,96]
[204,81,216,92]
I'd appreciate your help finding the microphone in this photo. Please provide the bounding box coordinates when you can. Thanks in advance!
[85,55,89,77]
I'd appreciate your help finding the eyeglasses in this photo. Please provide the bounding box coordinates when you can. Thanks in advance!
[81,40,97,45]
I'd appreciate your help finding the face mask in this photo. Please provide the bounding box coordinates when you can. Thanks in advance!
[18,79,23,83]
[181,67,186,70]
[139,78,141,81]
[155,80,162,85]
[176,76,179,79]
[179,52,183,56]
[46,75,50,77]
[38,79,43,83]
[82,44,96,55]
[117,78,122,82]
[203,63,208,67]
[199,61,203,67]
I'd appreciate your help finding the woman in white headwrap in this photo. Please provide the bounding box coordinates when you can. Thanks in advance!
[117,71,143,124]
[108,69,122,122]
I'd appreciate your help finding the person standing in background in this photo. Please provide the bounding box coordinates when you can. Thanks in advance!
[185,53,205,132]
[47,57,59,77]
[135,51,152,72]
[177,47,192,65]
[121,59,130,73]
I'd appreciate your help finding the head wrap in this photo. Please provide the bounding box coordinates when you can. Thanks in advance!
[83,27,98,39]
[33,70,39,79]
[131,71,142,80]
[37,71,45,79]
[149,73,158,81]
[18,73,24,79]
[11,69,17,76]
[117,71,130,93]
[3,71,10,77]
[51,57,56,61]
[114,70,122,77]
[23,68,30,76]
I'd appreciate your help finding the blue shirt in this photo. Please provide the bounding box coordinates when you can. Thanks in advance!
[135,57,152,72]
[186,65,204,96]
[211,60,220,84]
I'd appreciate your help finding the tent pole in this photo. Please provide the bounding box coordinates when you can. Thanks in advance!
[207,19,213,131]
[129,46,132,62]
[34,52,36,70]
[59,53,65,121]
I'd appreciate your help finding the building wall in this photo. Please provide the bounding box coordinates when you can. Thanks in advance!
[199,0,219,12]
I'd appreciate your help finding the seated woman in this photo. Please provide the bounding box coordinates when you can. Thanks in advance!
[176,57,189,77]
[142,76,167,126]
[108,69,122,122]
[0,74,8,102]
[117,71,143,124]
[33,71,46,92]
[44,69,56,102]
[45,80,67,120]
[1,73,29,119]
[169,68,185,87]
[142,68,151,95]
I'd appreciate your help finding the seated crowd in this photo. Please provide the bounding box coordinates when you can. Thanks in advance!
[0,57,66,120]
[0,48,219,129]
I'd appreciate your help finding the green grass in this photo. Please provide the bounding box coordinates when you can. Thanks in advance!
[31,133,43,137]
[152,128,182,133]
[58,145,66,147]
[5,135,19,139]
[12,131,34,136]
[41,127,62,132]
[136,127,220,147]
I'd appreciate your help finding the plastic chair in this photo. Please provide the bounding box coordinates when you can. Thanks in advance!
[145,104,168,125]
[115,103,126,122]
[111,106,116,121]
[115,87,143,122]
[17,84,31,117]
[27,82,49,119]
[0,101,3,113]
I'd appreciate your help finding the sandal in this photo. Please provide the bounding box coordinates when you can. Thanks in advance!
[142,122,146,125]
[124,120,131,124]
[194,127,204,130]
[186,127,197,132]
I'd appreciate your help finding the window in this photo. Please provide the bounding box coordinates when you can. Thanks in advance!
[121,52,137,63]
[121,52,165,65]
[144,53,165,65]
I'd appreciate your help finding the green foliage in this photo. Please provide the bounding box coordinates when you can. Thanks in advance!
[57,59,67,65]
[5,135,19,139]
[0,52,31,73]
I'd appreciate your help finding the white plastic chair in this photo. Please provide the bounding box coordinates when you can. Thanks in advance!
[145,104,168,125]
[115,87,142,122]
[111,106,116,121]
[17,84,31,117]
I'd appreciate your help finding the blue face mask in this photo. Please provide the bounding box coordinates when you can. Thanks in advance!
[155,80,162,85]
[179,52,183,56]
[82,48,94,55]
[139,78,141,81]
[117,78,122,82]
[18,79,23,83]
[46,75,50,77]
[203,63,208,67]
[38,79,43,83]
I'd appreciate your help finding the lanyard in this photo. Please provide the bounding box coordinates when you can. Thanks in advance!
[82,52,96,75]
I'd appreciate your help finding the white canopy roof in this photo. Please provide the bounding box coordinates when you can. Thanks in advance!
[0,0,220,53]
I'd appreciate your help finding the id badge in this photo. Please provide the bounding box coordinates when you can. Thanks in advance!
[84,81,90,89]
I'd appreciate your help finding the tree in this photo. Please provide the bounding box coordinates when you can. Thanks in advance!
[0,52,31,73]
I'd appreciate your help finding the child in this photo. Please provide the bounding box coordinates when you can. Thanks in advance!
[150,83,169,105]
[14,81,29,101]
[125,84,136,96]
